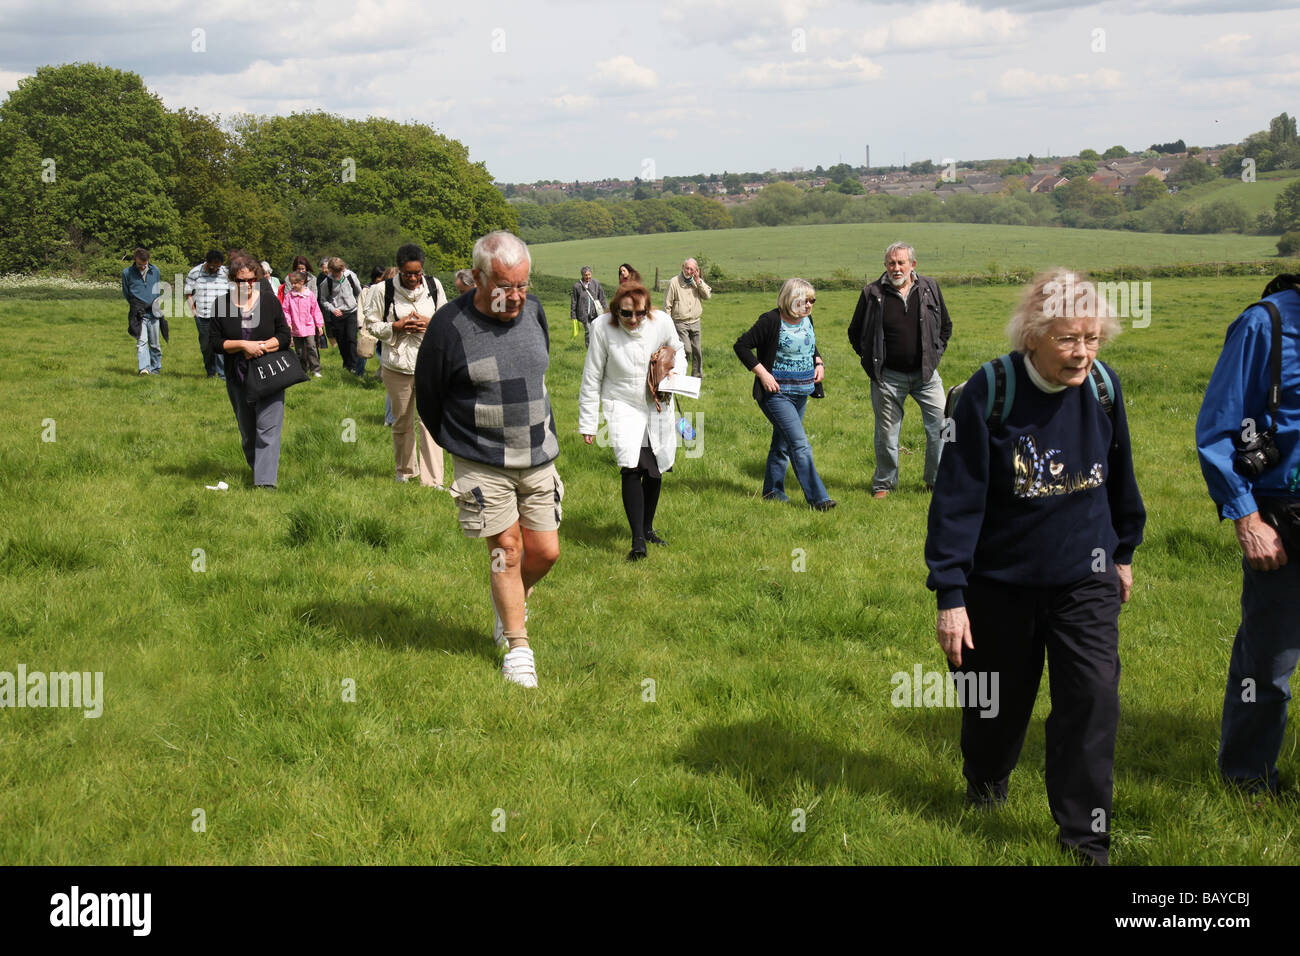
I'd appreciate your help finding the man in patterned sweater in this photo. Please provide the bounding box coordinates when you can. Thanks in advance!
[415,231,561,688]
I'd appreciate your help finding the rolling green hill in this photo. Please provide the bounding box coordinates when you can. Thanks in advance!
[1169,169,1300,217]
[529,222,1285,284]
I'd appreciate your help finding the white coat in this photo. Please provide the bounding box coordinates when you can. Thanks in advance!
[578,309,686,472]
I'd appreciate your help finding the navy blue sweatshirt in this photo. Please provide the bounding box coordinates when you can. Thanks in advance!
[925,351,1145,609]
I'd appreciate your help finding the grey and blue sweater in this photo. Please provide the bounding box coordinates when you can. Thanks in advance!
[414,292,560,469]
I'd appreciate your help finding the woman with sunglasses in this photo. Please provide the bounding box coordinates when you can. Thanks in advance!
[734,277,835,510]
[578,280,685,561]
[212,252,292,488]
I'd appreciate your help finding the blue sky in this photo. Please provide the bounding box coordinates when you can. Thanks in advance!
[1,0,1297,182]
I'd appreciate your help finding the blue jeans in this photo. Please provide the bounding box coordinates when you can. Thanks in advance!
[758,391,829,505]
[1219,557,1300,790]
[870,367,945,492]
[136,316,161,374]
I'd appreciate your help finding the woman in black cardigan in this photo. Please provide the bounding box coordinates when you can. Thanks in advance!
[211,253,292,488]
[733,278,835,510]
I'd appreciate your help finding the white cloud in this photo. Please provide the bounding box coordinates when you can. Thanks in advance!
[546,92,598,111]
[860,1,1023,53]
[996,66,1123,96]
[592,55,659,90]
[734,55,883,90]
[1201,32,1252,54]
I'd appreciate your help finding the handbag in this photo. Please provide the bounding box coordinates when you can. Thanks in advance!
[646,345,676,412]
[357,328,377,358]
[244,349,308,403]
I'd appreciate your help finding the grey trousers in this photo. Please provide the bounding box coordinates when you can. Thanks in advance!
[226,377,284,487]
[674,320,702,377]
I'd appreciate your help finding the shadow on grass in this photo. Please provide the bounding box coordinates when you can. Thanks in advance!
[677,715,1070,856]
[678,717,953,816]
[675,473,754,497]
[155,457,241,481]
[294,599,497,661]
[560,513,632,551]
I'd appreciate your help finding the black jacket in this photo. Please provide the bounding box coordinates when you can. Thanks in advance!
[847,273,951,383]
[211,283,291,382]
[734,308,824,402]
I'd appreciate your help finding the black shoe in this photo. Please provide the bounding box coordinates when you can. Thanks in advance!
[626,546,648,562]
[812,498,837,511]
[965,779,1008,809]
[645,529,667,546]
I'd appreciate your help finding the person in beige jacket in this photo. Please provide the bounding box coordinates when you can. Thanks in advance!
[663,257,711,378]
[363,244,448,486]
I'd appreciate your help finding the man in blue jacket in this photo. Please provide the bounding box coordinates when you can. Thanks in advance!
[1196,279,1300,795]
[847,242,952,497]
[121,247,163,376]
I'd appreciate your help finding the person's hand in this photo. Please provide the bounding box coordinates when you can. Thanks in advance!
[1116,563,1133,603]
[813,363,824,384]
[582,434,594,445]
[1234,511,1288,571]
[757,369,779,393]
[937,606,974,667]
[240,341,264,358]
[332,309,342,317]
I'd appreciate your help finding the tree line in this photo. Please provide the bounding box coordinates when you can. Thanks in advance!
[0,63,516,277]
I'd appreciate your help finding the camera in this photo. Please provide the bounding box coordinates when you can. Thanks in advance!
[1234,429,1281,479]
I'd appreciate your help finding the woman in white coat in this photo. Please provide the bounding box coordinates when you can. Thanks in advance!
[579,280,686,561]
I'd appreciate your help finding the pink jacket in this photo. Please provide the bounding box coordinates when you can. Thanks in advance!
[282,288,324,337]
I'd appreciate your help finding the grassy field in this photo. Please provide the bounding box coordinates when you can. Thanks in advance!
[1172,169,1300,218]
[1,275,1295,865]
[529,222,1286,285]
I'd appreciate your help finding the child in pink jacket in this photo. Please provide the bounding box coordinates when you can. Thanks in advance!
[282,270,325,377]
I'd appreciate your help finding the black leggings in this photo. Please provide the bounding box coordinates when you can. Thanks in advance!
[621,467,661,546]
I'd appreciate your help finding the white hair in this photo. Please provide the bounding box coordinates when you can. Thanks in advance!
[472,231,530,283]
[884,242,915,264]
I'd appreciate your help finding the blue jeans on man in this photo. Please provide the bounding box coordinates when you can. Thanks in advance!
[137,316,162,374]
[1219,556,1300,792]
[870,367,945,492]
[759,391,829,506]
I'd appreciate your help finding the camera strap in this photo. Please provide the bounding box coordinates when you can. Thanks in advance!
[1248,300,1282,427]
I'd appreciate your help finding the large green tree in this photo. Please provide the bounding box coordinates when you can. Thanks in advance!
[0,63,185,270]
[232,113,515,269]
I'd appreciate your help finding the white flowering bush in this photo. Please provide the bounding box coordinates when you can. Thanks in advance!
[0,274,117,291]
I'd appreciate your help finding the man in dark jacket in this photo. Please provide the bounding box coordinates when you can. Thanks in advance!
[570,266,607,347]
[847,242,952,497]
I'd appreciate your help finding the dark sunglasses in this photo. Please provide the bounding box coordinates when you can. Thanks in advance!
[618,308,649,319]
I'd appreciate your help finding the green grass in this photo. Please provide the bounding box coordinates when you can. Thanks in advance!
[529,222,1286,284]
[1171,169,1300,218]
[1,277,1295,865]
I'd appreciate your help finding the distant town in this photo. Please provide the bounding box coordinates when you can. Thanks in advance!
[501,145,1229,206]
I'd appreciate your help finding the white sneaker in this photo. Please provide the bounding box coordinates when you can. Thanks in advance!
[313,372,322,378]
[502,646,538,688]
[491,596,527,650]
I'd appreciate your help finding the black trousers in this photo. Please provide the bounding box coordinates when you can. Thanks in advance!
[326,309,358,372]
[958,569,1122,863]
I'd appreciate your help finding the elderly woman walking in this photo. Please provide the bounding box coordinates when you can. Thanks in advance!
[734,278,835,511]
[925,268,1146,865]
[579,280,685,560]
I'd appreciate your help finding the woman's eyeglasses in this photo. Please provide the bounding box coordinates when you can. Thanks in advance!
[618,309,649,319]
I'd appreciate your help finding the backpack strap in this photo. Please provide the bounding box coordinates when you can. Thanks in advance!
[1088,362,1114,416]
[985,354,1015,429]
[384,277,396,320]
